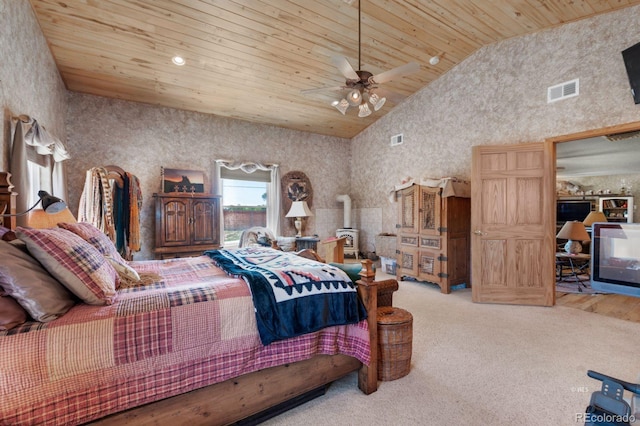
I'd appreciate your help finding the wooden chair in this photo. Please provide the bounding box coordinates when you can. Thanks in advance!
[319,236,347,263]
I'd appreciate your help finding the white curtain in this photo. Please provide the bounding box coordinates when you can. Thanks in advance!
[214,160,281,244]
[10,115,71,226]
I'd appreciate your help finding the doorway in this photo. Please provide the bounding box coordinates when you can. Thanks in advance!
[548,120,640,299]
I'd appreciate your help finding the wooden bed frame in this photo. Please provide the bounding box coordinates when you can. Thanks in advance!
[91,258,378,426]
[92,262,380,426]
[0,172,389,425]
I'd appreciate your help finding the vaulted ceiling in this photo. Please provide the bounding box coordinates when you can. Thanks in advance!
[29,0,640,139]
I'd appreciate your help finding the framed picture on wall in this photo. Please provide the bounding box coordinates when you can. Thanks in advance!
[161,167,205,193]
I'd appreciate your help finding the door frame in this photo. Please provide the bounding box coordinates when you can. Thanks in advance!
[546,120,640,286]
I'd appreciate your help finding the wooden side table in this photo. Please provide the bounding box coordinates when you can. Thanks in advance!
[556,252,591,290]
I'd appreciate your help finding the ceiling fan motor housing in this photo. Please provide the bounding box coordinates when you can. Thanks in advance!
[347,70,374,90]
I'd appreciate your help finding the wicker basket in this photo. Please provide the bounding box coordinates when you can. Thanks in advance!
[377,306,413,381]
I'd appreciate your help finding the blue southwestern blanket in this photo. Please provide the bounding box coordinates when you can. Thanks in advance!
[205,247,367,345]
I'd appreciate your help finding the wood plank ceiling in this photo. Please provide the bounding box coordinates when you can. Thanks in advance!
[29,0,640,139]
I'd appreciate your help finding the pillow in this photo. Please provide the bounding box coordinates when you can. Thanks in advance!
[0,240,76,321]
[58,222,140,284]
[57,221,124,262]
[106,256,140,283]
[0,225,11,239]
[0,292,28,330]
[16,227,118,305]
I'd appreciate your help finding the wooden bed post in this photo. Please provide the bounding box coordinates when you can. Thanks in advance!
[356,259,378,394]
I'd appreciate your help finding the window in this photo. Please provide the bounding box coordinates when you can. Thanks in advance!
[215,160,281,243]
[221,168,270,244]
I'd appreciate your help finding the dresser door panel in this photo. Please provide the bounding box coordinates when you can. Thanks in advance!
[191,199,219,245]
[418,186,442,236]
[163,199,189,246]
[417,249,442,285]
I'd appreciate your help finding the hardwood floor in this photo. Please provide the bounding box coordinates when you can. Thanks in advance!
[556,292,640,323]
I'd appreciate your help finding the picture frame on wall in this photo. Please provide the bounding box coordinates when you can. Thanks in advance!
[161,167,205,193]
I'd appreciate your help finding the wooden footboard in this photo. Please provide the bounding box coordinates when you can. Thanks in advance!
[92,260,383,425]
[91,354,361,426]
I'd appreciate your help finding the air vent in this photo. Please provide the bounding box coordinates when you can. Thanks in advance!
[390,134,403,146]
[547,79,579,103]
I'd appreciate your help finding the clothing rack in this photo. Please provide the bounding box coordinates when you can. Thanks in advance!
[104,165,125,189]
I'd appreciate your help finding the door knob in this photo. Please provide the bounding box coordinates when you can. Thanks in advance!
[473,230,485,236]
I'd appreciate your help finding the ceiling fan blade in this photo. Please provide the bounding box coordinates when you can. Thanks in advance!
[301,86,345,94]
[370,62,420,84]
[373,87,405,104]
[331,56,359,81]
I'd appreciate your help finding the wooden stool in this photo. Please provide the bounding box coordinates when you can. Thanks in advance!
[377,306,413,381]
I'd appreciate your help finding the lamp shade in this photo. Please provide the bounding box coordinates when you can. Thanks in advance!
[347,89,362,106]
[583,211,607,227]
[38,191,67,213]
[333,99,349,115]
[556,220,590,241]
[285,201,313,218]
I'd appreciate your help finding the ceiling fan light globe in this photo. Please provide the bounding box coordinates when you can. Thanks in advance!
[358,102,372,117]
[369,93,386,111]
[334,98,349,115]
[347,89,362,106]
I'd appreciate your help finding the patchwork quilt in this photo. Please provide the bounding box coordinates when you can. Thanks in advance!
[0,256,370,425]
[205,247,368,345]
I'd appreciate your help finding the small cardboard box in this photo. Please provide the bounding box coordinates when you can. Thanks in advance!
[380,256,397,275]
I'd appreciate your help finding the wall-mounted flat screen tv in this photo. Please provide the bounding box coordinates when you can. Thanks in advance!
[556,200,592,223]
[622,41,640,104]
[591,222,640,298]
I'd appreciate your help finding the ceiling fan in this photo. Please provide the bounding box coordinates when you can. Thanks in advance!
[301,0,420,117]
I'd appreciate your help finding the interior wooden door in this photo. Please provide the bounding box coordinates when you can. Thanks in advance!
[471,142,555,306]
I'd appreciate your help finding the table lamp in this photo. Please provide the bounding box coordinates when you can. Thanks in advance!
[285,201,313,237]
[583,210,607,227]
[556,220,590,254]
[1,190,67,217]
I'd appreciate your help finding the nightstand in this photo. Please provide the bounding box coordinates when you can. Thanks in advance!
[296,237,320,251]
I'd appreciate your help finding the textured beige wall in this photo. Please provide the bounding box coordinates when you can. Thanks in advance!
[351,5,640,252]
[65,93,351,259]
[0,0,66,171]
[559,174,640,222]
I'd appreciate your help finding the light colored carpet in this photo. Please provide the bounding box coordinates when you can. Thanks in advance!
[263,275,640,426]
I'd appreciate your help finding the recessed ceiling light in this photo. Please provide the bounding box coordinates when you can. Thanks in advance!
[429,56,440,66]
[172,56,185,66]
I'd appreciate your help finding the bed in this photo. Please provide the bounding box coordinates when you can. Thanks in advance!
[0,175,390,425]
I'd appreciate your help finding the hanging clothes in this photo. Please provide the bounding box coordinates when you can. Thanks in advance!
[112,170,142,259]
[79,166,142,260]
[127,172,142,252]
[78,167,116,241]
